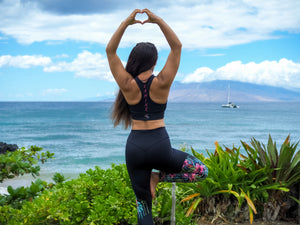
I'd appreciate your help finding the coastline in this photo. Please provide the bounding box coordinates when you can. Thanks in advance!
[1,102,300,177]
[0,171,79,195]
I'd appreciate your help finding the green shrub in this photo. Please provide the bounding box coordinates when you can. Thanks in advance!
[1,163,196,224]
[0,178,49,209]
[12,164,136,225]
[0,146,54,183]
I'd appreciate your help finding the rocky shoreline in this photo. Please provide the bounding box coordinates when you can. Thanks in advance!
[0,142,18,154]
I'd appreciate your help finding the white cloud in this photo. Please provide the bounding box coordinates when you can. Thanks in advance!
[182,58,300,89]
[44,50,114,81]
[43,88,67,95]
[182,67,214,83]
[54,54,69,59]
[0,50,115,81]
[0,0,299,49]
[0,55,52,68]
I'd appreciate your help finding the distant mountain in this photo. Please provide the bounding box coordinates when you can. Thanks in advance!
[83,95,115,102]
[169,80,300,102]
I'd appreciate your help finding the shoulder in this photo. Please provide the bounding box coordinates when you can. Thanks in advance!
[153,73,173,89]
[121,77,141,105]
[150,75,172,104]
[120,76,139,94]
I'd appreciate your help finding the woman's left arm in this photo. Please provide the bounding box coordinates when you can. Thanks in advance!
[106,9,142,91]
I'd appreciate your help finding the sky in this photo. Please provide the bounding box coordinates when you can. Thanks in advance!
[0,0,300,101]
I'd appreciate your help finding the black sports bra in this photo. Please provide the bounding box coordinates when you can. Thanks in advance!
[128,75,167,121]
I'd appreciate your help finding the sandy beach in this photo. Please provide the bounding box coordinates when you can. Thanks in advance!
[0,171,79,195]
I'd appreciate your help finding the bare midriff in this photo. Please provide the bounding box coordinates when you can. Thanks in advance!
[132,119,165,130]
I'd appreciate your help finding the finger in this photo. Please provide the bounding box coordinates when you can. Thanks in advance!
[142,8,154,20]
[142,8,150,13]
[134,20,142,24]
[133,9,142,14]
[131,9,141,18]
[141,19,150,24]
[142,9,150,16]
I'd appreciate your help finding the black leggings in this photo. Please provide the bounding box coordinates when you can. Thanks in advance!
[126,127,208,225]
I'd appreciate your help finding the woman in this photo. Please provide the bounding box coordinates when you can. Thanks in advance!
[106,9,208,225]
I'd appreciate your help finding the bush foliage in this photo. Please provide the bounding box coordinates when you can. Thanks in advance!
[0,146,54,183]
[0,135,299,224]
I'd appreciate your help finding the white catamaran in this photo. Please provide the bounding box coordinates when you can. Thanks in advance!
[222,84,239,108]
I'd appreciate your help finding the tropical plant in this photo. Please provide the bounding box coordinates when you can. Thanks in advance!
[179,139,290,224]
[241,135,300,221]
[152,182,196,225]
[242,135,300,188]
[0,146,54,183]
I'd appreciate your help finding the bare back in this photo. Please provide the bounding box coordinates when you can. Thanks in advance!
[106,9,182,130]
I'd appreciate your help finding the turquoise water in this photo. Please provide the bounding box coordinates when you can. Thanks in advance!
[0,102,299,174]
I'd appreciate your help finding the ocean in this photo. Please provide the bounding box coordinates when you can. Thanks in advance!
[1,101,300,176]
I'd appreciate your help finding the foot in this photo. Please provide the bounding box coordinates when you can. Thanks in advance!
[150,172,159,199]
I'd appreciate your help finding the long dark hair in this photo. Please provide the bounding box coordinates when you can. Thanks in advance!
[111,42,158,129]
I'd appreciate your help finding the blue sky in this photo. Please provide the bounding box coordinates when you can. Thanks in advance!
[0,0,300,101]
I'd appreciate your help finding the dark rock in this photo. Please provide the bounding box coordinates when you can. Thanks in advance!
[0,142,19,154]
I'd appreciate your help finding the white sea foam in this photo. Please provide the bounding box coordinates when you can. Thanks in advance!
[0,187,8,195]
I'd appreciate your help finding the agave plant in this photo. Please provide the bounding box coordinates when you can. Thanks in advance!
[179,142,264,224]
[241,135,300,221]
[178,136,296,224]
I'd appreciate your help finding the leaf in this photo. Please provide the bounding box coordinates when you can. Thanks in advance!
[267,135,278,168]
[185,198,202,217]
[180,193,200,203]
[215,190,240,199]
[291,151,300,168]
[191,147,203,160]
[7,185,14,195]
[241,190,257,214]
[289,195,300,205]
[249,205,254,224]
[283,134,290,145]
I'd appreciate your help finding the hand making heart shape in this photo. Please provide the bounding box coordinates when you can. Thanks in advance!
[126,9,160,25]
[135,11,149,24]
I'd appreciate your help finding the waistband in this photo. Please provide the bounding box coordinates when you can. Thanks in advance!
[130,126,166,133]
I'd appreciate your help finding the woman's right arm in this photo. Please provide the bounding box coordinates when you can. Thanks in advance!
[143,9,182,89]
[106,9,142,92]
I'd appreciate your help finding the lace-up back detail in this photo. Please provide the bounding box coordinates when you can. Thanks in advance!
[128,75,167,121]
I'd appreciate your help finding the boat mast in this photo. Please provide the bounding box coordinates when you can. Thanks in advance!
[227,83,230,103]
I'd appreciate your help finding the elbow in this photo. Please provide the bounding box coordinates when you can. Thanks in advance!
[106,46,112,55]
[177,41,182,50]
[106,44,115,56]
[172,41,182,53]
[172,42,182,55]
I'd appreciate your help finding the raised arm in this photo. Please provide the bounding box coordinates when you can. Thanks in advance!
[143,9,182,88]
[106,9,142,91]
